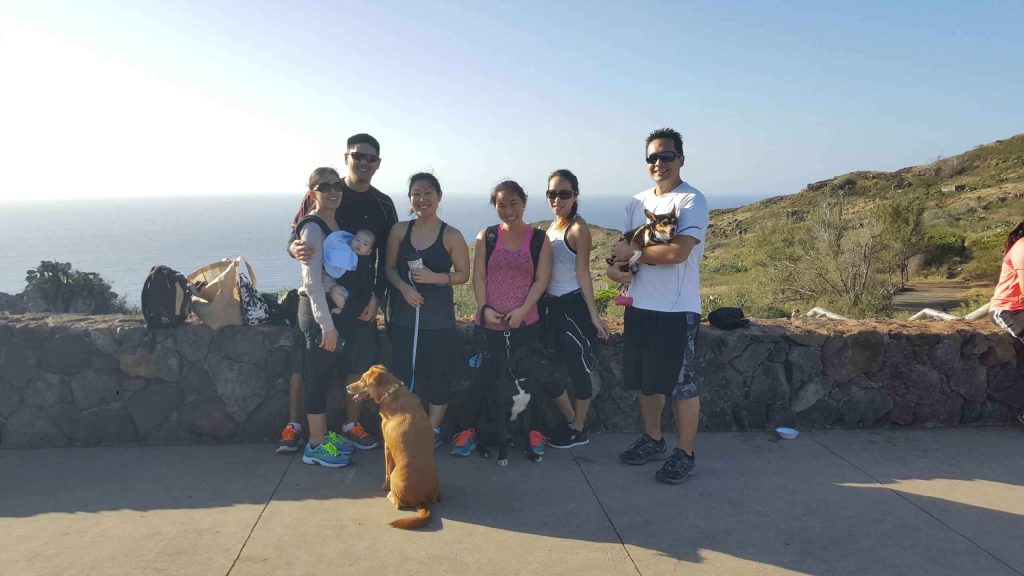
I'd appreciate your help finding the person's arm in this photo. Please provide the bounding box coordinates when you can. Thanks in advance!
[385,222,423,308]
[298,225,338,350]
[472,229,503,326]
[507,238,552,329]
[611,234,699,265]
[371,195,399,301]
[568,220,609,339]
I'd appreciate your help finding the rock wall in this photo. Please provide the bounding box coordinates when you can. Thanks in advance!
[0,314,1021,448]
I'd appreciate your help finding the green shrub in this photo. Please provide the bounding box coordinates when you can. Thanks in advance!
[23,261,128,314]
[594,288,618,315]
[921,231,967,267]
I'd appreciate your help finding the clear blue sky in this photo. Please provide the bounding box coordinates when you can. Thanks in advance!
[1,0,1021,208]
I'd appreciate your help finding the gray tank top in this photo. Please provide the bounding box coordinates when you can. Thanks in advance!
[546,218,580,297]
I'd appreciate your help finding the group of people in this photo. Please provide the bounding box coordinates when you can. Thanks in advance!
[276,127,709,485]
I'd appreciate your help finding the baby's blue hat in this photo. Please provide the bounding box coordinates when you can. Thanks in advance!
[323,231,357,278]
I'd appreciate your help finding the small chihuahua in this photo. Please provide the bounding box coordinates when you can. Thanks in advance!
[606,209,678,273]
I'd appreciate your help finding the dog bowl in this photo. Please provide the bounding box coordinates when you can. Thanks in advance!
[775,427,800,440]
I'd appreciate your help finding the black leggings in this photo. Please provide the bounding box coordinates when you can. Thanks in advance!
[297,294,343,415]
[542,290,598,400]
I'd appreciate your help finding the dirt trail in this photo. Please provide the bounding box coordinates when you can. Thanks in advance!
[891,279,988,313]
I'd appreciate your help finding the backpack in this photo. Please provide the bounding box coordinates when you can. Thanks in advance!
[141,265,192,328]
[708,306,750,330]
[484,225,546,279]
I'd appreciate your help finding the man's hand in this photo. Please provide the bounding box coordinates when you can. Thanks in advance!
[605,264,633,285]
[358,294,380,322]
[611,239,637,263]
[290,239,314,264]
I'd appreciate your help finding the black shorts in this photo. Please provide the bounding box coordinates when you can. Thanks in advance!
[622,307,701,399]
[389,324,454,406]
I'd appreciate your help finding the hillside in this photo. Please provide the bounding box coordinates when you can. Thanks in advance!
[701,133,1024,315]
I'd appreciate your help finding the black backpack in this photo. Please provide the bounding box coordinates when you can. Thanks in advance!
[707,306,750,330]
[141,265,192,328]
[484,225,546,278]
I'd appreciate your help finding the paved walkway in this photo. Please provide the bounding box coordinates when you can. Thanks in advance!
[2,428,1022,576]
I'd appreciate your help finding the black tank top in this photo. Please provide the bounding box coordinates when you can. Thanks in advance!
[392,220,455,329]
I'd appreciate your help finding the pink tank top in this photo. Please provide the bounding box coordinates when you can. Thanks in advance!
[483,225,540,329]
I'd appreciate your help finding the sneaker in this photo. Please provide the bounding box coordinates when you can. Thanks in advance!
[619,434,667,465]
[529,430,545,456]
[1018,410,1024,425]
[323,430,355,454]
[655,448,696,484]
[341,422,378,450]
[276,423,305,454]
[547,424,589,449]
[302,440,350,467]
[450,428,475,457]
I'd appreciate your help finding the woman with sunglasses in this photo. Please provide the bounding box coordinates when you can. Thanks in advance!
[384,173,471,448]
[450,180,556,458]
[541,170,611,449]
[289,167,354,468]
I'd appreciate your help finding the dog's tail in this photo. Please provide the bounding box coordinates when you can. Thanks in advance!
[390,506,432,530]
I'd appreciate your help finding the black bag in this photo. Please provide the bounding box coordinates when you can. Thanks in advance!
[262,289,300,327]
[708,306,750,330]
[141,265,192,328]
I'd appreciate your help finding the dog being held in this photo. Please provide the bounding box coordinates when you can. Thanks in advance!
[605,209,678,273]
[476,343,562,467]
[347,365,440,530]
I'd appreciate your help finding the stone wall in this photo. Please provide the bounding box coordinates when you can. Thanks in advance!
[0,314,1021,448]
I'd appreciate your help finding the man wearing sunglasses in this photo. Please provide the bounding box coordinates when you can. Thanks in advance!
[290,133,399,450]
[606,128,708,485]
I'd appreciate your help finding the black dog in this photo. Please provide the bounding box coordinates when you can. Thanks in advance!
[605,209,678,273]
[477,343,560,467]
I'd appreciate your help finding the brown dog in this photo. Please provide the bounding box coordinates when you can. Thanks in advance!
[347,365,440,530]
[605,209,678,272]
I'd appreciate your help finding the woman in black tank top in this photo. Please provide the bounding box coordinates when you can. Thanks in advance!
[383,173,471,446]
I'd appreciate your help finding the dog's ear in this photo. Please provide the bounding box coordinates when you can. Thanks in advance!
[644,209,656,222]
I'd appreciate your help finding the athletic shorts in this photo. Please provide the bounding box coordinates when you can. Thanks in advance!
[992,309,1024,340]
[622,307,701,399]
[337,314,379,378]
[389,324,454,406]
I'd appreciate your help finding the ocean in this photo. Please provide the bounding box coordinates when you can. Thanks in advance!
[0,193,638,304]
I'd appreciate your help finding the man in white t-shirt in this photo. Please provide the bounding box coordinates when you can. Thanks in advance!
[606,128,708,484]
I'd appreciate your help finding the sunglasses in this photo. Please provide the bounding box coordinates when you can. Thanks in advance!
[313,181,345,193]
[546,189,576,200]
[646,151,682,164]
[348,151,380,164]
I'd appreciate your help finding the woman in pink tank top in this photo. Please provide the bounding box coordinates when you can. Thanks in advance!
[449,180,555,458]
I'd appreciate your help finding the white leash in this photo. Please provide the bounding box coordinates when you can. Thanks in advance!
[408,269,420,393]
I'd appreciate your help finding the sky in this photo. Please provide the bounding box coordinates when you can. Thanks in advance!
[1,0,1022,209]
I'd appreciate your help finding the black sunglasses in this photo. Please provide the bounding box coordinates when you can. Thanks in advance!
[348,151,380,164]
[646,151,682,164]
[546,189,576,200]
[313,181,345,193]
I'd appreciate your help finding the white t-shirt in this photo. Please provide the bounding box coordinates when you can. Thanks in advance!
[623,182,708,313]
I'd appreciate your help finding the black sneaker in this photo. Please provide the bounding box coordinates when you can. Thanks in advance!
[655,448,696,484]
[548,424,589,449]
[619,434,667,465]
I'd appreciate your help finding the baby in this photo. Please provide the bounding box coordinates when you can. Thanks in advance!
[323,229,375,315]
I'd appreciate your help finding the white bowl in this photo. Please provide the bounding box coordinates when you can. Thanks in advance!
[775,427,800,440]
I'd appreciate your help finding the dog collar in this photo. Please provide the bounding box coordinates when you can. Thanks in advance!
[381,381,404,400]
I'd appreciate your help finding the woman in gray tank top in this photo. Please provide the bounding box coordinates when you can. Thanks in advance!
[542,169,610,450]
[384,173,471,447]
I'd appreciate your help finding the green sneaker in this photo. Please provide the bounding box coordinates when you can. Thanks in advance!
[324,430,355,454]
[302,440,350,467]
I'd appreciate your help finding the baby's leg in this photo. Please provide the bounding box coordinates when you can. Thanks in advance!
[329,285,349,315]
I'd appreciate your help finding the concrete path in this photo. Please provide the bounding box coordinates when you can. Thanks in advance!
[2,428,1022,576]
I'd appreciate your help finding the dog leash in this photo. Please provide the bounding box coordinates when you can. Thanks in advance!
[407,268,420,393]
